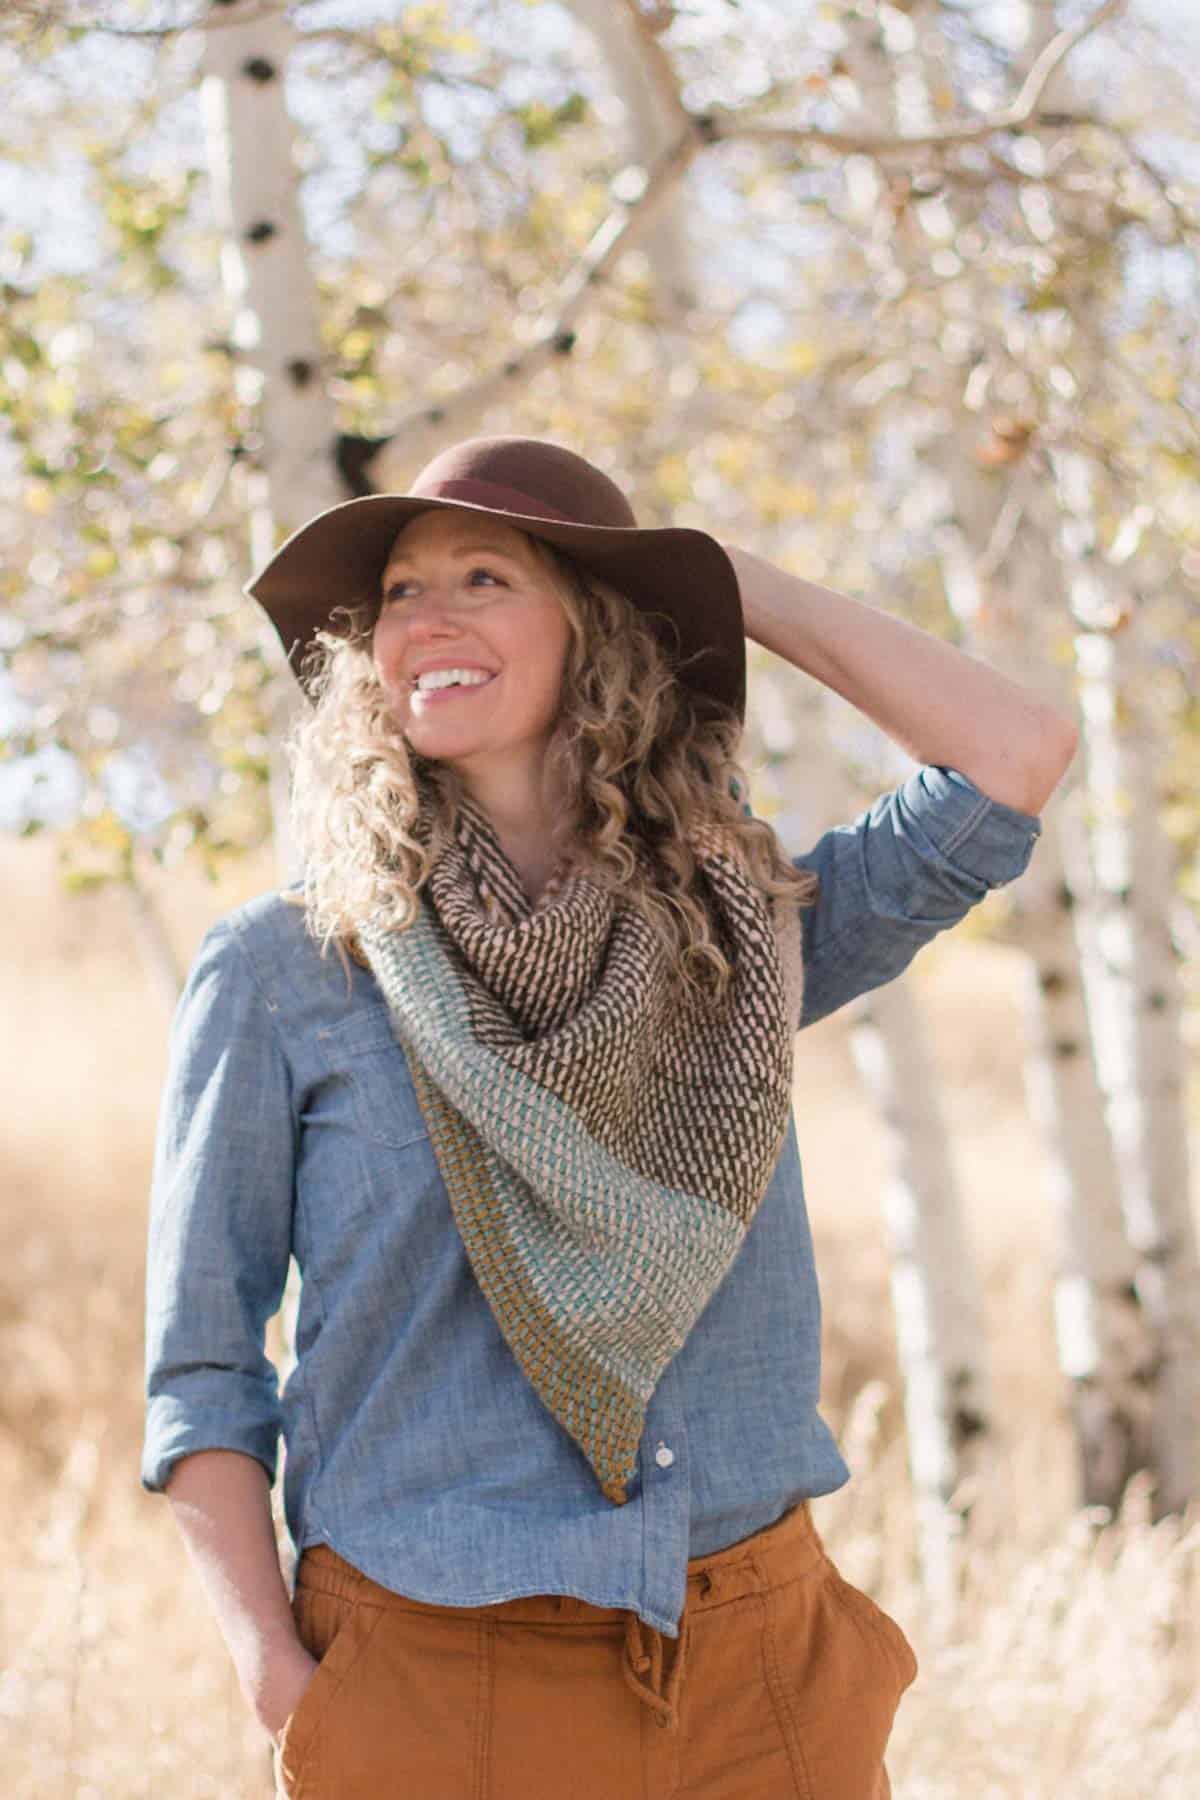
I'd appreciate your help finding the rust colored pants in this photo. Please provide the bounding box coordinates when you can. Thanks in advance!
[272,1499,917,1799]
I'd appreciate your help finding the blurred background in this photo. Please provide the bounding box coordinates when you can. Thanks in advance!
[1,2,1197,1794]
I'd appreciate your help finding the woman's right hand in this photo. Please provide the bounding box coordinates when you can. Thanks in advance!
[253,1637,322,1744]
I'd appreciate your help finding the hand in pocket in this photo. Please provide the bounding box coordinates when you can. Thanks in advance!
[255,1638,322,1744]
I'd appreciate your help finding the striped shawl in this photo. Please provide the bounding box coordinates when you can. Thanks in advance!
[358,780,804,1506]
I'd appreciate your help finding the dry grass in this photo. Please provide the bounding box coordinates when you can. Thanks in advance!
[1,836,1196,1797]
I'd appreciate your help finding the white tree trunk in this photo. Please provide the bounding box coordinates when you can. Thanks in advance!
[1015,796,1156,1501]
[847,975,992,1615]
[746,665,994,1607]
[899,0,1160,1510]
[200,2,351,1630]
[935,477,1158,1510]
[564,0,696,313]
[201,0,347,891]
[1070,609,1200,1512]
[830,4,996,1600]
[1010,0,1200,1518]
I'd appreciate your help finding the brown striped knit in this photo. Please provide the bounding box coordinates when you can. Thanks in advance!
[356,775,804,1504]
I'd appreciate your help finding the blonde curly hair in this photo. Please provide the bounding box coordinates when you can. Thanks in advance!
[280,533,819,1004]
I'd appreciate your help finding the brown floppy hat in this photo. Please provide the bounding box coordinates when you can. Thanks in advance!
[244,435,747,723]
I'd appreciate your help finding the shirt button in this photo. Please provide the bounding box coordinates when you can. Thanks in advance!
[654,1443,675,1469]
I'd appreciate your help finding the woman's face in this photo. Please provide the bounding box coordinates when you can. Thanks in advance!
[373,508,573,779]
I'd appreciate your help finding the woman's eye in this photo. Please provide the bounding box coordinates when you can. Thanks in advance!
[382,567,501,606]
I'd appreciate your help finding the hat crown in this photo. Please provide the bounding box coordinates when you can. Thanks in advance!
[408,436,638,531]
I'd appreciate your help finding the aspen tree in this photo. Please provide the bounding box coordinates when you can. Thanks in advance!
[879,0,1160,1513]
[201,0,348,887]
[830,0,996,1606]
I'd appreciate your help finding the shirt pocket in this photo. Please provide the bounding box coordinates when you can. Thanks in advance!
[314,1004,431,1152]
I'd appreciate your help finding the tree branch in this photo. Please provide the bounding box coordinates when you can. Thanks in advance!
[363,124,701,485]
[613,0,691,134]
[9,0,287,40]
[705,0,1128,156]
[161,0,1128,500]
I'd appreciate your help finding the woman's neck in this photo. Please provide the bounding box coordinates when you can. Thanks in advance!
[494,831,564,906]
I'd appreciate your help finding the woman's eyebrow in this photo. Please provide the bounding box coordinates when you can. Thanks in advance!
[383,541,524,574]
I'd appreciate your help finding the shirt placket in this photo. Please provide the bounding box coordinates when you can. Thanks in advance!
[621,1368,691,1728]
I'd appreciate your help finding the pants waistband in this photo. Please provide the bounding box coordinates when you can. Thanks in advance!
[294,1501,827,1736]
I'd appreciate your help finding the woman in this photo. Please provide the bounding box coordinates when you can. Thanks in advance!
[142,436,1076,1799]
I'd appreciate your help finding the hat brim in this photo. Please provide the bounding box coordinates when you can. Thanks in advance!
[243,492,746,722]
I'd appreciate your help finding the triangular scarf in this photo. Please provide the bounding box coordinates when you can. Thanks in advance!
[357,777,804,1506]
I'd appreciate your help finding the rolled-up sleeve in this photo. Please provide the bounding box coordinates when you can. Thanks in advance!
[793,764,1042,1031]
[141,918,295,1494]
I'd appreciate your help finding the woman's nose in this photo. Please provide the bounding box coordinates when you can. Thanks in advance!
[404,605,467,642]
[396,592,453,630]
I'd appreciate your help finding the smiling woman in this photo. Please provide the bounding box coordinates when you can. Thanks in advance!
[143,434,1055,1800]
[275,446,815,1000]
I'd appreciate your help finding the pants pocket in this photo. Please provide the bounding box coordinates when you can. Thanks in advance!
[823,1567,919,1697]
[763,1558,917,1800]
[275,1588,377,1799]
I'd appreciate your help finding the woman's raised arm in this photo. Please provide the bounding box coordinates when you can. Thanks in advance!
[723,541,1078,816]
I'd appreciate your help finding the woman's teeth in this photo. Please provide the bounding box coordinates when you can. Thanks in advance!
[412,672,497,704]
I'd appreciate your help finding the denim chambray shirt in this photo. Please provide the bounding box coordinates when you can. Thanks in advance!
[141,764,1041,1639]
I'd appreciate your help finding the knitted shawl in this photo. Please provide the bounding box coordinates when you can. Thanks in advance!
[356,778,804,1506]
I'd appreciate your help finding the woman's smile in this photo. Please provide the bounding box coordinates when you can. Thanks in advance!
[409,671,500,711]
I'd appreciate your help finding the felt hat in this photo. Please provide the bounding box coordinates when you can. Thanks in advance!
[244,435,746,722]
